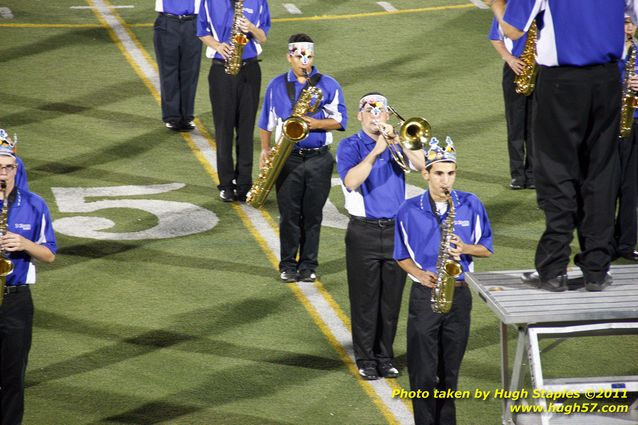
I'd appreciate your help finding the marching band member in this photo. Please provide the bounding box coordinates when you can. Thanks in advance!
[197,0,271,202]
[488,8,535,190]
[336,93,424,380]
[0,130,56,424]
[153,0,202,132]
[258,33,347,283]
[394,139,492,425]
[612,15,638,262]
[492,0,638,291]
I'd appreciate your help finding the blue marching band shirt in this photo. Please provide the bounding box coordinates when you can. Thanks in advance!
[488,16,527,58]
[336,130,407,220]
[197,0,271,60]
[258,67,348,150]
[155,0,201,15]
[1,188,56,286]
[503,0,638,67]
[393,190,493,282]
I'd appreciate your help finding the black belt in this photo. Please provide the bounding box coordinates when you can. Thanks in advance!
[291,145,329,157]
[4,285,29,295]
[412,280,467,288]
[212,57,259,67]
[159,12,196,21]
[350,215,395,227]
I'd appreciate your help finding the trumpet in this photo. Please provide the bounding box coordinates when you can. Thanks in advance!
[376,106,431,173]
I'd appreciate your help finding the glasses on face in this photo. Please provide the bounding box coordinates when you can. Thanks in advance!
[0,165,16,172]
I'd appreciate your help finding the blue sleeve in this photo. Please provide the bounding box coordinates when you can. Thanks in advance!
[258,82,273,131]
[320,77,348,131]
[473,199,494,253]
[36,201,57,255]
[15,157,28,192]
[393,205,411,261]
[258,0,271,34]
[196,2,212,37]
[503,0,537,32]
[335,82,348,131]
[488,17,502,41]
[335,137,359,181]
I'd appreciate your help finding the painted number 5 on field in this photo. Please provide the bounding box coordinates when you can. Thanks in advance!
[52,183,218,240]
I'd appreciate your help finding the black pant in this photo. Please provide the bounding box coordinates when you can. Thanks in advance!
[407,283,472,425]
[153,14,202,124]
[209,60,261,195]
[345,218,406,368]
[502,64,534,185]
[0,287,33,425]
[533,63,621,282]
[275,149,334,272]
[613,119,638,256]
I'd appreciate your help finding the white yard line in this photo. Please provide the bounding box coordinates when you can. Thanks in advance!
[282,3,302,14]
[469,0,489,10]
[377,2,398,12]
[90,0,413,423]
[71,5,134,9]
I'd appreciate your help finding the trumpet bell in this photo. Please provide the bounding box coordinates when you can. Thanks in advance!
[399,117,431,150]
[282,116,309,142]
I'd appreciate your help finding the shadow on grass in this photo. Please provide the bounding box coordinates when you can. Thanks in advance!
[56,241,274,277]
[30,295,341,388]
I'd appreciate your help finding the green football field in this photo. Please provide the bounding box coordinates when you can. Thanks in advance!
[1,1,637,424]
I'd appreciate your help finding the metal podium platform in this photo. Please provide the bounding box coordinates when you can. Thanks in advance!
[466,265,638,425]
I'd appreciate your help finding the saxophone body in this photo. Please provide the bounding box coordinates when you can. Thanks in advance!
[431,190,462,314]
[514,20,539,96]
[0,181,14,306]
[620,35,638,138]
[225,0,249,76]
[246,80,323,208]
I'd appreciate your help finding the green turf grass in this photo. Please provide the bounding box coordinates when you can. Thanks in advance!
[1,1,636,424]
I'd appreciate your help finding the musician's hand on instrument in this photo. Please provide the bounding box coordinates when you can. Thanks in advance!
[217,42,233,60]
[1,232,26,252]
[238,17,251,33]
[449,234,464,259]
[629,75,638,91]
[259,148,270,169]
[416,270,436,288]
[507,57,526,75]
[301,116,320,130]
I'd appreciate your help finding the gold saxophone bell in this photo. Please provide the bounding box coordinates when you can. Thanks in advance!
[379,106,432,173]
[282,116,309,142]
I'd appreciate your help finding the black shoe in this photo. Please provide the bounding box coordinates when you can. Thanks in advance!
[619,250,638,261]
[378,361,399,379]
[521,271,568,292]
[165,121,181,131]
[358,366,379,380]
[526,182,536,189]
[280,270,297,283]
[181,120,196,131]
[234,189,247,203]
[585,273,613,292]
[510,179,524,190]
[219,189,235,202]
[297,270,317,282]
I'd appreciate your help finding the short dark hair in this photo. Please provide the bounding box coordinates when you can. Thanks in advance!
[288,33,314,43]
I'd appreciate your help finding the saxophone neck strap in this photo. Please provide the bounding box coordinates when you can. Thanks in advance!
[286,72,322,106]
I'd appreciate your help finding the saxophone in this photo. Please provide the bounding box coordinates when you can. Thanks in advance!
[514,20,539,96]
[620,33,638,138]
[225,0,249,76]
[431,189,462,314]
[0,181,14,306]
[246,74,323,208]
